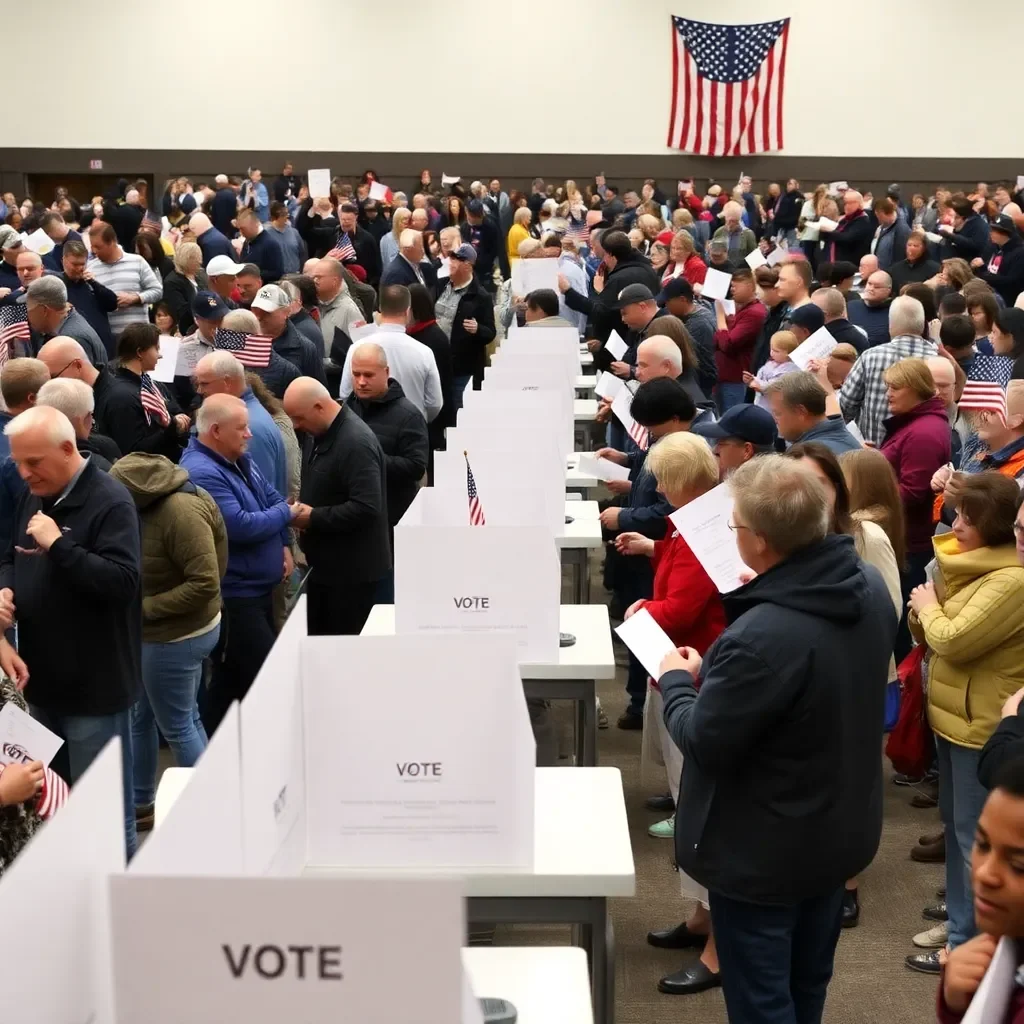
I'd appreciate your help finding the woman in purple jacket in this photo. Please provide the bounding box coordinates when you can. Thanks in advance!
[880,357,952,660]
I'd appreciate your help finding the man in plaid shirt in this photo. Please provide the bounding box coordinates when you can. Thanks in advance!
[838,295,938,445]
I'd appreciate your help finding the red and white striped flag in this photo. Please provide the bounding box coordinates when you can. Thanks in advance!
[140,373,171,426]
[36,766,68,819]
[959,380,1007,423]
[668,17,790,155]
[464,451,486,526]
[214,328,273,369]
[327,233,357,262]
[0,304,31,368]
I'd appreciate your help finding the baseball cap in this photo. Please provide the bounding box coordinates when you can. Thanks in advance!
[191,290,230,321]
[692,405,778,446]
[451,243,477,264]
[611,283,655,309]
[250,284,291,312]
[0,225,23,251]
[990,214,1017,237]
[787,304,825,332]
[657,277,695,305]
[708,238,728,252]
[206,254,246,276]
[467,199,484,216]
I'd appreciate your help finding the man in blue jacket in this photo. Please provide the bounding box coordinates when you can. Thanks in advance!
[657,455,896,1023]
[237,207,284,284]
[180,393,298,732]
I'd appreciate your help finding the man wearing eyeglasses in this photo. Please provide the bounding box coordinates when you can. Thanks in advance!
[36,336,116,440]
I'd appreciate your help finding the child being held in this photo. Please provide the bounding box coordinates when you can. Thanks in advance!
[742,330,801,408]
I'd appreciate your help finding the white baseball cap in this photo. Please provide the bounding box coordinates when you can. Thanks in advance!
[250,284,290,312]
[206,255,246,276]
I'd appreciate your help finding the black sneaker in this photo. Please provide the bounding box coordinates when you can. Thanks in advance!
[646,793,675,812]
[617,711,643,730]
[923,901,948,922]
[893,772,925,786]
[135,803,155,833]
[905,949,943,975]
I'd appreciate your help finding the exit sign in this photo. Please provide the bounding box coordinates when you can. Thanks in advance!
[89,159,103,170]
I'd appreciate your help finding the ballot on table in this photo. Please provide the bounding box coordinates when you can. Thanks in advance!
[789,325,838,370]
[302,632,534,869]
[394,489,561,664]
[701,267,732,301]
[110,875,465,1024]
[669,483,748,593]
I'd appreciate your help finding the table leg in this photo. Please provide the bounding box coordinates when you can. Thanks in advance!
[562,547,585,604]
[590,899,613,1024]
[575,682,597,766]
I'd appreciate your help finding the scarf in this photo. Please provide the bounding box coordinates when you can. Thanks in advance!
[407,318,437,334]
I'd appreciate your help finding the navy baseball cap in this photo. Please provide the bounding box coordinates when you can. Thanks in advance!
[451,243,477,264]
[657,277,695,305]
[786,304,825,332]
[692,405,778,446]
[191,290,230,320]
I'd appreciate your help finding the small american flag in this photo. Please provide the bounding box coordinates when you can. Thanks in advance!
[0,304,30,367]
[214,328,273,369]
[327,232,357,262]
[958,380,1007,423]
[140,373,170,427]
[36,766,68,819]
[668,17,790,155]
[464,451,486,526]
[628,421,650,451]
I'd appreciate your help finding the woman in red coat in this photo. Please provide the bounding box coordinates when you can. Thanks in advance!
[616,431,726,997]
[660,230,708,290]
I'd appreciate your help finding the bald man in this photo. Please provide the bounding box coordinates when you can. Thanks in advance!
[812,286,870,352]
[188,211,235,265]
[16,251,45,290]
[283,376,389,634]
[180,392,296,731]
[36,335,115,433]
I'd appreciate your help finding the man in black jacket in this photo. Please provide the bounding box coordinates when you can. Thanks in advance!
[237,207,284,284]
[939,196,991,264]
[0,405,141,857]
[772,178,803,246]
[339,203,381,287]
[61,240,118,358]
[812,287,870,352]
[656,455,896,1019]
[971,214,1024,307]
[380,230,438,296]
[283,377,390,635]
[436,245,496,396]
[211,175,239,239]
[250,284,329,388]
[460,200,500,292]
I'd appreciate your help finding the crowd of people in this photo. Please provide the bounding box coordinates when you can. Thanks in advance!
[1,167,1024,1022]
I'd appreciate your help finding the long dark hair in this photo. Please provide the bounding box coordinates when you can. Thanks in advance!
[784,441,853,536]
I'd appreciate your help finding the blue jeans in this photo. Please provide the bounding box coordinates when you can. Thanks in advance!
[452,374,473,411]
[133,623,221,807]
[29,703,137,859]
[936,735,989,947]
[715,381,747,415]
[710,885,845,1024]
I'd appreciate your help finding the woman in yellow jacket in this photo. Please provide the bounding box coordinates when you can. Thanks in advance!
[506,206,532,265]
[908,472,1024,966]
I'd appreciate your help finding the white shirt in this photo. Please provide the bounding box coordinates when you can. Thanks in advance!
[339,323,442,422]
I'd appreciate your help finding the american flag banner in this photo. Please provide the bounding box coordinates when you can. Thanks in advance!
[959,380,1008,423]
[464,451,486,526]
[668,16,790,155]
[0,303,30,367]
[214,328,273,369]
[140,373,171,427]
[327,232,357,262]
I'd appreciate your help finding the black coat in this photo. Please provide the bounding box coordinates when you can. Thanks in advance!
[348,379,429,527]
[162,269,208,336]
[240,229,285,284]
[296,202,340,259]
[380,254,438,297]
[407,320,456,442]
[63,274,118,359]
[446,277,497,384]
[773,189,803,232]
[251,349,302,400]
[974,235,1024,307]
[825,317,870,353]
[460,218,500,281]
[660,534,896,905]
[823,211,873,264]
[0,460,141,715]
[103,367,185,462]
[211,188,238,239]
[349,227,382,286]
[563,250,662,346]
[888,256,940,295]
[940,213,990,263]
[272,320,328,388]
[297,405,390,583]
[103,200,145,250]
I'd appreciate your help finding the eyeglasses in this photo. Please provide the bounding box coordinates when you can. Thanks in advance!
[52,360,77,378]
[727,521,753,533]
[1014,521,1024,538]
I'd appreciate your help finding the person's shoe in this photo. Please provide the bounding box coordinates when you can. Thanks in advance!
[646,793,675,812]
[646,922,708,950]
[648,815,675,839]
[923,900,948,922]
[912,921,949,948]
[657,962,722,995]
[616,710,643,730]
[905,949,943,974]
[135,803,155,833]
[597,707,609,730]
[894,772,926,786]
[911,838,945,863]
[911,791,939,809]
[918,831,944,846]
[937,887,946,898]
[841,888,860,928]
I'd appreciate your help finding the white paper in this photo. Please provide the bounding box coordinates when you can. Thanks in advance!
[303,633,533,868]
[677,179,693,193]
[21,228,53,255]
[0,702,63,766]
[720,298,736,316]
[845,419,866,445]
[744,248,768,270]
[817,216,839,232]
[517,257,560,295]
[110,876,465,1024]
[767,246,787,266]
[151,335,181,382]
[701,267,732,301]
[577,453,631,483]
[828,181,848,193]
[442,173,461,186]
[1017,176,1024,193]
[789,325,838,370]
[368,181,389,201]
[594,370,625,401]
[348,322,377,343]
[436,257,451,279]
[307,168,331,199]
[174,340,207,376]
[962,935,1016,1024]
[669,483,747,593]
[604,329,628,360]
[615,608,677,680]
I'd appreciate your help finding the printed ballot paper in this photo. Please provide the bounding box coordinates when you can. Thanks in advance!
[307,168,331,199]
[615,608,678,680]
[701,267,733,301]
[302,633,533,869]
[846,419,866,445]
[744,248,768,270]
[604,329,628,361]
[594,370,625,401]
[110,876,465,1024]
[151,335,181,383]
[789,325,838,370]
[669,483,748,593]
[368,181,390,201]
[817,216,839,232]
[576,452,631,484]
[0,701,63,766]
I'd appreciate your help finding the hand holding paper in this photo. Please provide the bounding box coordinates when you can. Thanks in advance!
[0,701,63,766]
[789,326,838,370]
[659,646,702,680]
[745,248,768,270]
[577,453,631,483]
[308,168,331,200]
[817,216,839,232]
[604,330,628,361]
[701,267,732,301]
[668,483,747,593]
[614,609,678,681]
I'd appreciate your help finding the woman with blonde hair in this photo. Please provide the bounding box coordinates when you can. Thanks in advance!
[797,183,828,264]
[162,240,206,335]
[840,446,907,570]
[380,207,411,267]
[636,213,662,247]
[616,431,727,996]
[928,257,974,295]
[506,206,532,265]
[663,230,707,289]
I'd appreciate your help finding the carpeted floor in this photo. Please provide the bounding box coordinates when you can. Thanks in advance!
[493,546,945,1023]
